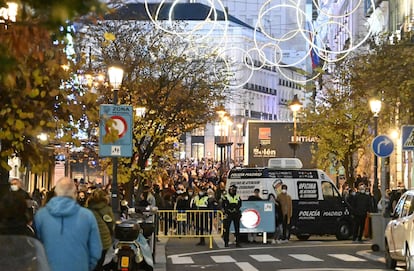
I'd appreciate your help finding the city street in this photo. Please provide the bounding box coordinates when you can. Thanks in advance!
[156,236,408,271]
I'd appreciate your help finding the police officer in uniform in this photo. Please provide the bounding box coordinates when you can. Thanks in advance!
[193,186,209,245]
[222,185,242,247]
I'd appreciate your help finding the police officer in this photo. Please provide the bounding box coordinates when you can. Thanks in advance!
[222,184,242,247]
[193,186,209,245]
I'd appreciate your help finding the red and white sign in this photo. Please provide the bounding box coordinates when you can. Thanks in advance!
[241,208,261,229]
[105,116,128,138]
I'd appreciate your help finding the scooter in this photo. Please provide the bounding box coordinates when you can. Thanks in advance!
[111,201,156,271]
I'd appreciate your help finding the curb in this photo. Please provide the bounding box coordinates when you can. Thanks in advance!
[154,238,167,271]
[356,249,385,263]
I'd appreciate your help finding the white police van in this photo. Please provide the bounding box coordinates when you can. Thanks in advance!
[226,158,352,240]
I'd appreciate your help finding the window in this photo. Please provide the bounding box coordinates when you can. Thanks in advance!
[401,195,413,217]
[394,195,406,218]
[191,127,204,136]
[321,181,340,199]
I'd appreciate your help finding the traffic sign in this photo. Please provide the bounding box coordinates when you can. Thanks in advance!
[99,104,133,157]
[402,125,414,151]
[371,134,394,157]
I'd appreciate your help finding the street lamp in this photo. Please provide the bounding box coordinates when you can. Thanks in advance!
[288,94,302,157]
[370,98,381,205]
[108,65,124,219]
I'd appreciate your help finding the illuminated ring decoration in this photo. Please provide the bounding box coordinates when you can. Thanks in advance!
[144,0,228,44]
[312,0,364,19]
[257,1,305,42]
[141,0,378,84]
[215,46,255,89]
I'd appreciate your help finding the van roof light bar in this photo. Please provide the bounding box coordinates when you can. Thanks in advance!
[268,158,303,169]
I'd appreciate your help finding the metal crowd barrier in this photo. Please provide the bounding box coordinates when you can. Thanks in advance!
[156,210,224,249]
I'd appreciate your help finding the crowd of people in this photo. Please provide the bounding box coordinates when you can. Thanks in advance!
[0,159,409,270]
[0,177,110,271]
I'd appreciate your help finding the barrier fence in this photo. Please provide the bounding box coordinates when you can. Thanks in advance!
[156,210,224,249]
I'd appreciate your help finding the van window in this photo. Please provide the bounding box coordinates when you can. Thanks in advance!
[321,181,340,199]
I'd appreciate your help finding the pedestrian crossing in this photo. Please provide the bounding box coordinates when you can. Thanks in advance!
[169,253,367,264]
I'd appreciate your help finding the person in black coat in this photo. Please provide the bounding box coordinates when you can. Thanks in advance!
[0,190,35,237]
[349,184,372,242]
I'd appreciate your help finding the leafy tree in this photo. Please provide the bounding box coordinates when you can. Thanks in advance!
[301,38,414,188]
[76,20,227,198]
[301,61,372,186]
[348,40,414,127]
[0,0,105,184]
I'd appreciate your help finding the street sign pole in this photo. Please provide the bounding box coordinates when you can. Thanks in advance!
[371,134,394,213]
[112,89,119,220]
[99,103,133,221]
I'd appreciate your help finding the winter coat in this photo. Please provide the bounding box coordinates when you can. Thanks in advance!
[0,218,35,237]
[34,196,102,271]
[277,192,293,223]
[87,201,114,250]
[350,192,372,216]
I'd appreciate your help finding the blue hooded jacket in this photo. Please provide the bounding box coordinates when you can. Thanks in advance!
[34,196,102,271]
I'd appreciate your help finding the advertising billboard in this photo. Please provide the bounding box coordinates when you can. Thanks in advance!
[246,121,317,168]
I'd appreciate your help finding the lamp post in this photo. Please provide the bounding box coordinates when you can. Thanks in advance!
[108,65,124,219]
[370,98,381,206]
[236,123,243,166]
[288,94,302,158]
[216,109,227,182]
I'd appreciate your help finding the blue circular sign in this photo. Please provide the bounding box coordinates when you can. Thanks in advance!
[372,135,394,157]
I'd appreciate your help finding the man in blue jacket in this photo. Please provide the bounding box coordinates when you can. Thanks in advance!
[34,177,102,271]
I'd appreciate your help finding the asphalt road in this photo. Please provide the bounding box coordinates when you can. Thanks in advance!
[154,236,408,271]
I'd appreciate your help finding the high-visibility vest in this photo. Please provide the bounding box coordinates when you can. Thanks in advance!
[225,194,240,204]
[195,195,208,208]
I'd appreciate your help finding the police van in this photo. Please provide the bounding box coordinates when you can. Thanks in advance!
[226,158,352,240]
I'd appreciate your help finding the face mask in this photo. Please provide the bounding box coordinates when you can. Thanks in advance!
[208,194,214,198]
[360,189,365,193]
[10,185,19,191]
[176,190,183,194]
[351,192,356,196]
[188,192,193,196]
[199,192,205,196]
[281,189,287,194]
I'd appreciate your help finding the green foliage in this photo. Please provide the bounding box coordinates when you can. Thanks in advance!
[301,38,414,185]
[76,20,227,184]
[0,0,105,182]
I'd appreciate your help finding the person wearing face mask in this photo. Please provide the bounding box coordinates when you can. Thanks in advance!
[222,185,242,248]
[174,187,189,234]
[276,184,292,243]
[9,178,31,200]
[350,184,372,242]
[193,186,209,245]
[77,191,88,207]
[9,177,33,222]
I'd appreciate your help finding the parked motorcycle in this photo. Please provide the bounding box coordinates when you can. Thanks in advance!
[110,201,156,271]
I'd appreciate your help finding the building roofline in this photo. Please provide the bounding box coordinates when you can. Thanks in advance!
[103,2,255,30]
